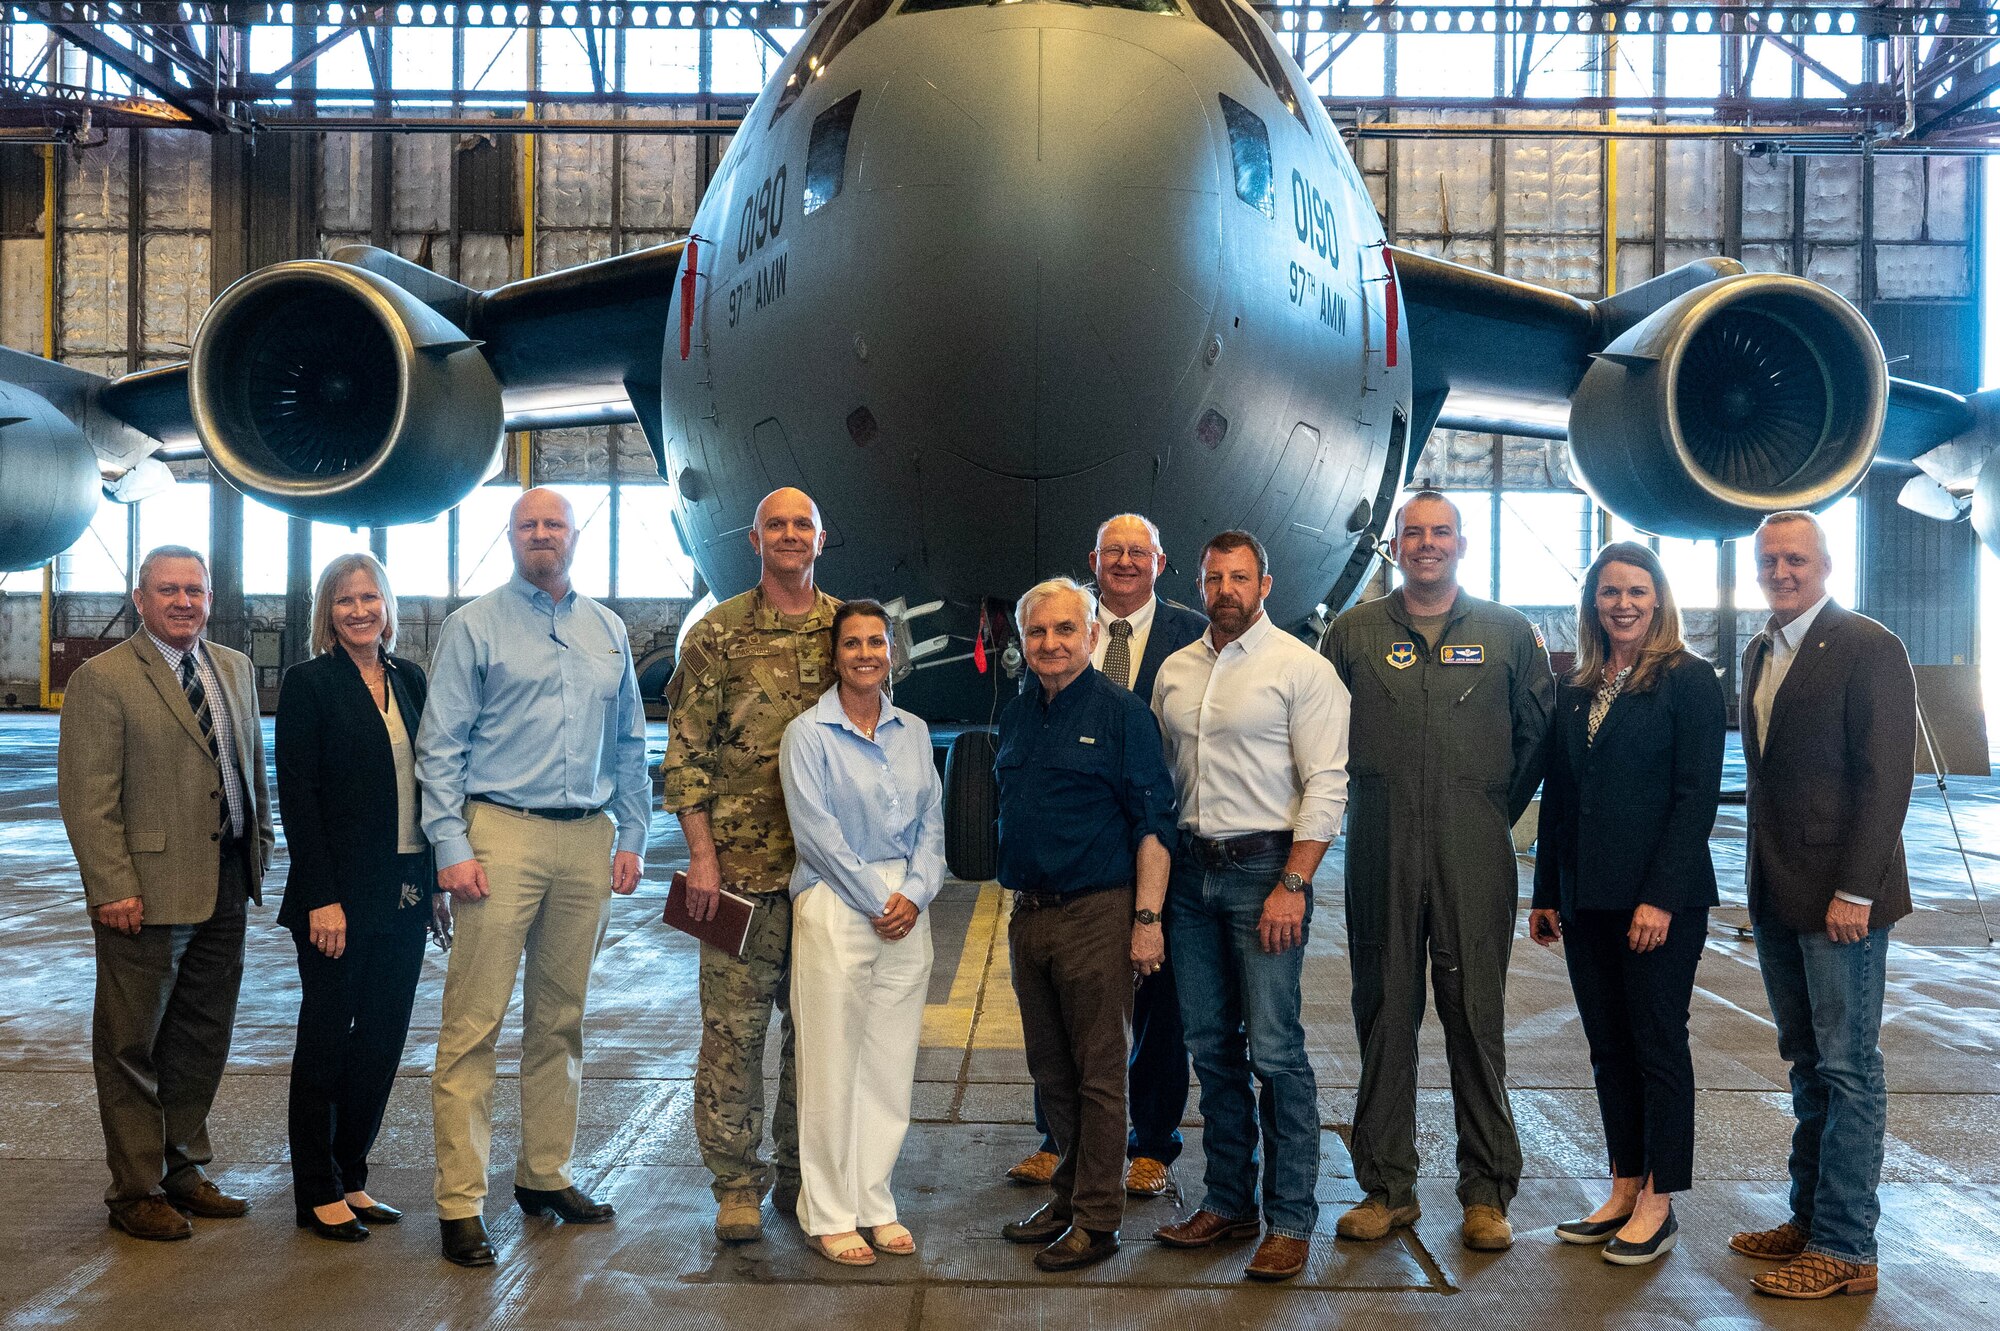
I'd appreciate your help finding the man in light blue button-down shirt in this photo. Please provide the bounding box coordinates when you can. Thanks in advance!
[417,487,650,1266]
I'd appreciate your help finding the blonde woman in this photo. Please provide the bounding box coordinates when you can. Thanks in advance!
[1529,541,1724,1267]
[276,553,438,1242]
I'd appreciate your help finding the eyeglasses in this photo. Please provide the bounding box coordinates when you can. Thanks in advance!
[1095,546,1157,562]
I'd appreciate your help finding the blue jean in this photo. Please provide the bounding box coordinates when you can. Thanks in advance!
[1166,844,1318,1240]
[1753,920,1889,1265]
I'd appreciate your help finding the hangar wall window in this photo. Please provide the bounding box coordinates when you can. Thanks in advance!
[1498,492,1589,606]
[804,92,862,216]
[136,482,212,571]
[771,0,892,121]
[455,484,523,598]
[58,502,133,594]
[1219,95,1275,218]
[386,514,451,597]
[618,485,700,598]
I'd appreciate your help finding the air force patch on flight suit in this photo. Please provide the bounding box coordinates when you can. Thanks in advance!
[1386,642,1416,670]
[1440,645,1485,665]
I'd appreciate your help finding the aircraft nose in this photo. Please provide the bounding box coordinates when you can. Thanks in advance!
[854,19,1223,481]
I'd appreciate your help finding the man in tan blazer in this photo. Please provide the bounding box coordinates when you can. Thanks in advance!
[58,544,273,1242]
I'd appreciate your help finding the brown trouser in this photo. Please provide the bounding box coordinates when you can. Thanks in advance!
[1008,886,1134,1233]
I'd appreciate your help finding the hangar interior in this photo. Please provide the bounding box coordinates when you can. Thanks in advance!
[2,6,1999,1329]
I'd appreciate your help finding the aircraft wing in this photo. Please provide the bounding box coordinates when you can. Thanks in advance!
[1390,245,1999,542]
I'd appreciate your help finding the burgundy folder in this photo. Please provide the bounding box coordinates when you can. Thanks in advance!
[662,870,756,959]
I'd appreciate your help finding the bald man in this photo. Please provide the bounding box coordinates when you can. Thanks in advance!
[663,487,841,1244]
[418,487,651,1267]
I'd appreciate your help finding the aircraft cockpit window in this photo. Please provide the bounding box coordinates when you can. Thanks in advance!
[1218,94,1275,218]
[772,0,894,122]
[804,92,863,215]
[899,0,1180,14]
[1186,0,1312,133]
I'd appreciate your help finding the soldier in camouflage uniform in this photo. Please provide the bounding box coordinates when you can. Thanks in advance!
[662,487,840,1244]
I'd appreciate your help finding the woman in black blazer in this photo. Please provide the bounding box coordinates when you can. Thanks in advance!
[276,553,440,1243]
[1529,541,1724,1267]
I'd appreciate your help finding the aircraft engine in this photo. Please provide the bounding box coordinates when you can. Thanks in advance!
[0,382,100,573]
[190,260,503,526]
[1567,273,1886,539]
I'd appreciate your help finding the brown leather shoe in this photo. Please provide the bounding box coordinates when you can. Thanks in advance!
[1751,1251,1879,1299]
[1154,1209,1262,1248]
[1007,1150,1059,1186]
[1729,1220,1809,1260]
[1125,1157,1171,1198]
[1244,1233,1310,1281]
[165,1177,249,1219]
[1033,1225,1120,1272]
[1461,1203,1513,1251]
[108,1196,193,1242]
[1335,1197,1420,1241]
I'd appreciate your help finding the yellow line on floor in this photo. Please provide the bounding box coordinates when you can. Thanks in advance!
[921,883,1022,1051]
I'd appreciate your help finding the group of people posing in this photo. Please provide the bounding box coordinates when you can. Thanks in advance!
[57,481,1914,1305]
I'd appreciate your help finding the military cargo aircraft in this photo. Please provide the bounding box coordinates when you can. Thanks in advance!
[2,0,1995,865]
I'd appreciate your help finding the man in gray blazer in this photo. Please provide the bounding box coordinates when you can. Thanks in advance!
[58,545,273,1242]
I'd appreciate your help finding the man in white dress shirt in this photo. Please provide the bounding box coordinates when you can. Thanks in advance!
[1148,530,1350,1282]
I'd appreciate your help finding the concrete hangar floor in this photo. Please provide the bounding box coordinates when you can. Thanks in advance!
[1,712,1996,1331]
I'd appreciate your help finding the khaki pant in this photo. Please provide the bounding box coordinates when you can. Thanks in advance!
[432,802,614,1220]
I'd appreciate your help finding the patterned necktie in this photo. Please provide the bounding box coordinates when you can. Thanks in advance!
[1103,619,1134,691]
[180,653,220,764]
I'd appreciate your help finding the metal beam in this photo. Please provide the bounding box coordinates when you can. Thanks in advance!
[5,4,1997,38]
[29,12,233,130]
[1913,56,2000,136]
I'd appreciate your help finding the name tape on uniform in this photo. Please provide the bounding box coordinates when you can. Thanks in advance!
[1440,645,1485,666]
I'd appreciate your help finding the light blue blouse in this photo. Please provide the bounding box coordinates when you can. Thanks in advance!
[778,687,946,916]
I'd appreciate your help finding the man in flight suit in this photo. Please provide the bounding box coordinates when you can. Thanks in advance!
[1320,490,1554,1252]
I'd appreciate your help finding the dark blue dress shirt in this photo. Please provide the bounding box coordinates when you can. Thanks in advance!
[994,666,1179,895]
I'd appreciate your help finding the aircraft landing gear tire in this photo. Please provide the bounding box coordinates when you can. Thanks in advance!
[943,729,1000,883]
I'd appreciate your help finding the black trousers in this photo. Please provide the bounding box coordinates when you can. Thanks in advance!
[1563,906,1708,1194]
[92,846,250,1204]
[1008,888,1135,1232]
[287,901,428,1209]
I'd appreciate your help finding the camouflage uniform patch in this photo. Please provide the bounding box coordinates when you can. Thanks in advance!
[662,586,838,1199]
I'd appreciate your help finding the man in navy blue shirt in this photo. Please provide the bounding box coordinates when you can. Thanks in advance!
[1006,515,1207,1201]
[994,577,1178,1273]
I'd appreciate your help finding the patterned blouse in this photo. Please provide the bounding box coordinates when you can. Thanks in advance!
[1587,665,1634,746]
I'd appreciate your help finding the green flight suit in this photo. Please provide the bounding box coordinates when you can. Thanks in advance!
[1321,588,1555,1213]
[662,585,839,1202]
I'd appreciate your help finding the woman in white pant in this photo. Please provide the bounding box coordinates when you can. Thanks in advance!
[778,599,945,1266]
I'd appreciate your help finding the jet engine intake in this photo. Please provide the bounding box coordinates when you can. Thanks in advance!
[0,383,99,573]
[190,260,504,526]
[1567,274,1886,539]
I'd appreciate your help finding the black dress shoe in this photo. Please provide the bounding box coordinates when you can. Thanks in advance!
[1604,1209,1678,1267]
[1002,1203,1073,1244]
[348,1201,403,1224]
[296,1207,370,1243]
[441,1216,497,1268]
[514,1185,615,1224]
[1034,1226,1120,1272]
[1555,1212,1634,1245]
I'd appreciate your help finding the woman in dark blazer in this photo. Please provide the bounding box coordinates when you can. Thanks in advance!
[276,552,440,1243]
[1529,540,1724,1267]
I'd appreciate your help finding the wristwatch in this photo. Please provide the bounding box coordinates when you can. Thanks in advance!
[1133,908,1161,926]
[1279,872,1309,894]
